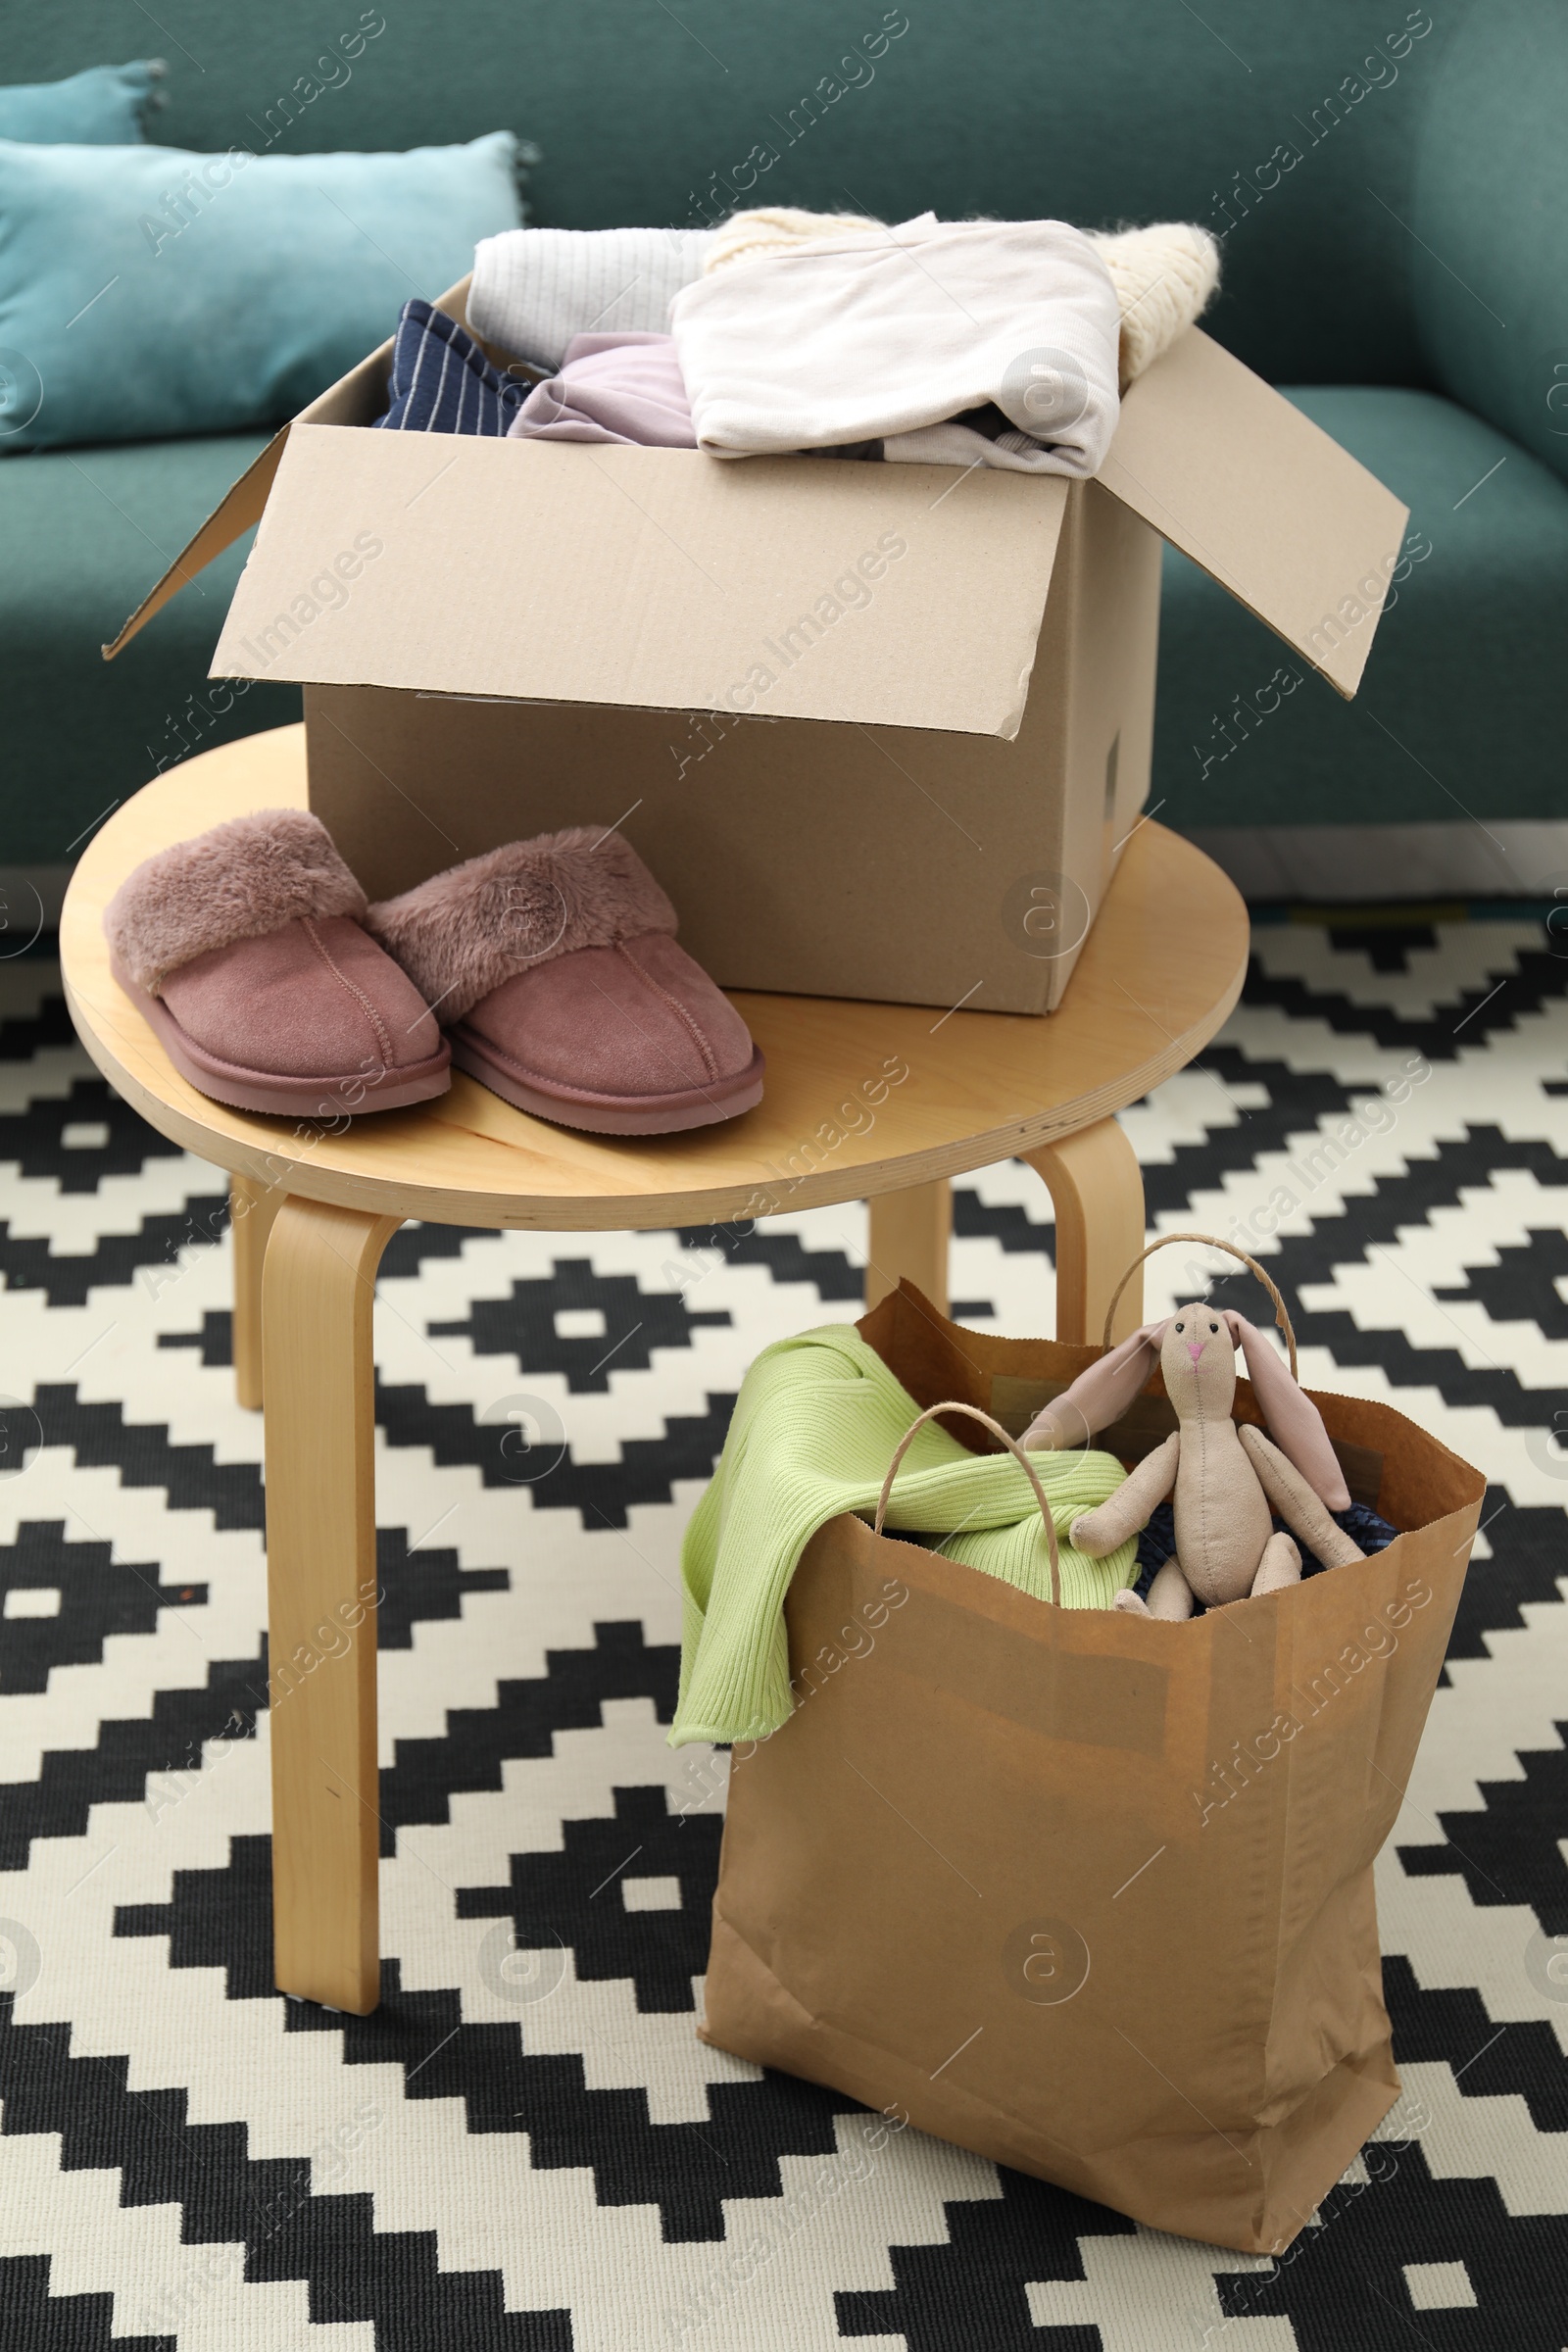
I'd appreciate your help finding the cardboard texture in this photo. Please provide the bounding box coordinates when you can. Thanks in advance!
[699,1284,1484,2253]
[108,282,1406,1014]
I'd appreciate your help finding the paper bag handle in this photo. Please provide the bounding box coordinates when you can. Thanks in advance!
[1100,1231,1298,1380]
[873,1400,1061,1609]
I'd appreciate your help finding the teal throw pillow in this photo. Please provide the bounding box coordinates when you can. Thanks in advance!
[0,129,523,451]
[0,61,164,145]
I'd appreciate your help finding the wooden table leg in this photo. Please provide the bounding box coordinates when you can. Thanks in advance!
[865,1178,951,1315]
[230,1175,282,1411]
[263,1195,401,2012]
[1026,1120,1146,1346]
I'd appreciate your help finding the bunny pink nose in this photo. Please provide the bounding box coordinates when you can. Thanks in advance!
[1186,1342,1204,1363]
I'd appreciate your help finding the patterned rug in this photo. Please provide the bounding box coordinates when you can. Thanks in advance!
[2,911,1565,2352]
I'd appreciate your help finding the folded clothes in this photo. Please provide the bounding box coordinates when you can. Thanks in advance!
[373,297,531,435]
[704,205,1220,389]
[671,212,1124,474]
[673,1321,1134,1747]
[508,330,695,447]
[468,223,712,368]
[407,206,1217,462]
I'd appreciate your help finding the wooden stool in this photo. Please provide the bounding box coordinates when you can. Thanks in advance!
[62,725,1247,2013]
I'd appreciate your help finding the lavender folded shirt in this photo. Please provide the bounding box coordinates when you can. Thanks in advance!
[507,329,696,448]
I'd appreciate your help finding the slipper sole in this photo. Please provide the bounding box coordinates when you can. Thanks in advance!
[449,1025,765,1135]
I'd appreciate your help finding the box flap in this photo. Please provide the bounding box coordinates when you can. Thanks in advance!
[100,343,405,662]
[211,428,1069,738]
[102,278,477,662]
[1096,329,1409,698]
[101,430,289,661]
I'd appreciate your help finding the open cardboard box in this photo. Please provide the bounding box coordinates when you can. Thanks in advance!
[109,281,1406,1015]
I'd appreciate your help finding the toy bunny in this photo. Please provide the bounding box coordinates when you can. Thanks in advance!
[1026,1303,1366,1619]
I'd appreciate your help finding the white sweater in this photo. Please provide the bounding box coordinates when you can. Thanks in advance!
[670,213,1123,474]
[469,225,712,368]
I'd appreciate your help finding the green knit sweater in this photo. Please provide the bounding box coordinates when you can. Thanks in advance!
[673,1323,1135,1746]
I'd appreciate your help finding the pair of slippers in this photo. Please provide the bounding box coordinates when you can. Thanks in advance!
[104,811,764,1136]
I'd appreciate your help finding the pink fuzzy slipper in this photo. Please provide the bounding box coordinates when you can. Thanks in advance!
[105,809,452,1118]
[367,829,763,1135]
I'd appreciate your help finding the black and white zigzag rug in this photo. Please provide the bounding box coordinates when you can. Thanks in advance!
[2,911,1566,2351]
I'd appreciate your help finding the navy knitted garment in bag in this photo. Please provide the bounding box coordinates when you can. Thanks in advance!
[374,299,528,435]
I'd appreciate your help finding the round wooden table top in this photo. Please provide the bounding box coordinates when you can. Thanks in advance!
[62,726,1249,1231]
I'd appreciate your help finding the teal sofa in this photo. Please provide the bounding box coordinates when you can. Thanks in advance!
[3,0,1565,898]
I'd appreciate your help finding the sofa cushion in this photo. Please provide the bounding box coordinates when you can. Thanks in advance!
[0,434,299,863]
[1154,387,1568,832]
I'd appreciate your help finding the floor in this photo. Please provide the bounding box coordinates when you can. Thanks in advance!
[1,910,1564,2351]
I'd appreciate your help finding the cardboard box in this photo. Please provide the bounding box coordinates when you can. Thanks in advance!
[110,285,1406,1014]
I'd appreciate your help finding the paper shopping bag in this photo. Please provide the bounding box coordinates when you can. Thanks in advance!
[699,1280,1484,2252]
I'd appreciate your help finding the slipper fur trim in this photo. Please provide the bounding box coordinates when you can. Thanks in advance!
[105,808,368,994]
[366,829,678,1023]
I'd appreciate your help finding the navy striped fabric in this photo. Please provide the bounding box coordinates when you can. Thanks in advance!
[374,298,527,435]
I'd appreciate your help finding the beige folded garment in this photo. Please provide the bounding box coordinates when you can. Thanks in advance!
[704,205,1220,386]
[672,211,1123,474]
